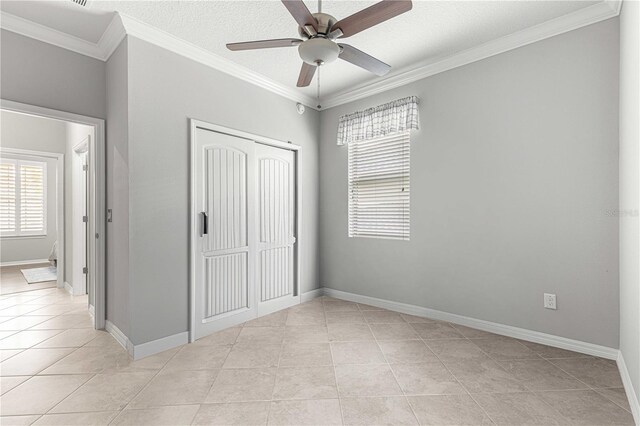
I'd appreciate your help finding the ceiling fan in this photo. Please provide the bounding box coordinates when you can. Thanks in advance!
[226,0,412,89]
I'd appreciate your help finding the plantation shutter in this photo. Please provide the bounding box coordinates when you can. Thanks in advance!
[348,131,410,240]
[0,160,17,233]
[0,158,46,236]
[20,162,46,233]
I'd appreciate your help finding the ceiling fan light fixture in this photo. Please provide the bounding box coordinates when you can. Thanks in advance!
[298,38,340,66]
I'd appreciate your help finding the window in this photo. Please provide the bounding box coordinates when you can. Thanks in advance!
[0,158,47,237]
[348,131,410,240]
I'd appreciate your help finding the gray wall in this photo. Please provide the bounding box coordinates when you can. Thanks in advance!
[0,30,106,119]
[105,40,131,336]
[619,0,640,404]
[0,111,66,264]
[126,36,320,344]
[319,18,620,348]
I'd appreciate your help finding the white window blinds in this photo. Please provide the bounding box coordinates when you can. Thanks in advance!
[0,160,16,233]
[348,131,410,240]
[0,158,46,237]
[20,162,46,233]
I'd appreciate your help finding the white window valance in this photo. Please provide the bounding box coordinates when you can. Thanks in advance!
[337,96,419,146]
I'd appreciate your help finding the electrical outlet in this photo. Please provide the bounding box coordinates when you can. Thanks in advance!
[544,293,557,310]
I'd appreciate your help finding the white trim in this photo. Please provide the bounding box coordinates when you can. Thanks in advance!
[1,100,106,331]
[0,2,621,110]
[0,147,64,289]
[72,141,89,297]
[617,351,640,424]
[64,281,73,295]
[323,287,619,360]
[96,13,127,60]
[105,320,133,354]
[0,258,49,267]
[131,332,189,360]
[119,14,316,108]
[301,288,323,303]
[189,119,302,343]
[106,320,189,360]
[321,0,622,109]
[0,11,105,60]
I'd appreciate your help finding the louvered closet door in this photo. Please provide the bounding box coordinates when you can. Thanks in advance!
[194,128,257,339]
[255,143,297,315]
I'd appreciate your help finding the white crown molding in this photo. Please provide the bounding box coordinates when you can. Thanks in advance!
[0,11,104,60]
[1,1,621,110]
[96,13,126,60]
[320,0,622,109]
[118,14,317,108]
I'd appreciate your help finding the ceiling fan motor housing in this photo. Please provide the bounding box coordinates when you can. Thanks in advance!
[299,38,340,65]
[298,13,340,65]
[298,13,338,37]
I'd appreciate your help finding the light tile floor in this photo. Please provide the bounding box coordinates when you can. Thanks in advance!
[0,289,635,425]
[0,264,57,296]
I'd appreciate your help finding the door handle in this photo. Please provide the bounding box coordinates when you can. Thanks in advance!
[201,212,208,236]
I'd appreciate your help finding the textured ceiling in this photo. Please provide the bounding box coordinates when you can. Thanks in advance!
[1,1,601,98]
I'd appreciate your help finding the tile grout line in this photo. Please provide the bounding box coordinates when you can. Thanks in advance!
[180,328,242,426]
[111,341,186,423]
[325,298,347,426]
[542,357,635,414]
[356,300,422,425]
[407,318,499,425]
[265,308,292,425]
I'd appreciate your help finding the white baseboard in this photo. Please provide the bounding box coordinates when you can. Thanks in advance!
[64,281,73,295]
[105,320,133,354]
[0,258,49,267]
[132,332,188,360]
[106,320,188,360]
[301,288,324,303]
[323,287,619,360]
[617,351,640,424]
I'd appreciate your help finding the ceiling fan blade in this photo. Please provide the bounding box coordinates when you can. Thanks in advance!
[282,0,318,32]
[297,62,317,87]
[227,38,303,51]
[339,44,391,76]
[331,0,412,38]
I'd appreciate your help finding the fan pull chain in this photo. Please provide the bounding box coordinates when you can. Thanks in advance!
[316,67,321,109]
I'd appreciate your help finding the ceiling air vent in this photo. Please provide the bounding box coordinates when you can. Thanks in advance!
[71,0,88,6]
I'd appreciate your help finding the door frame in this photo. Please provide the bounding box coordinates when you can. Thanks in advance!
[72,139,89,297]
[1,99,107,330]
[189,119,302,343]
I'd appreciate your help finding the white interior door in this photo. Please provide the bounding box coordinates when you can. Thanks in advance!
[256,143,298,315]
[194,128,256,339]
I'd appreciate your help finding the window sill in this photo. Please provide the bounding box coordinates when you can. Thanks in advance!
[1,234,47,240]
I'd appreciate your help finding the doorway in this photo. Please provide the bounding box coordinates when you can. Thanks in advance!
[190,120,302,341]
[0,100,106,329]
